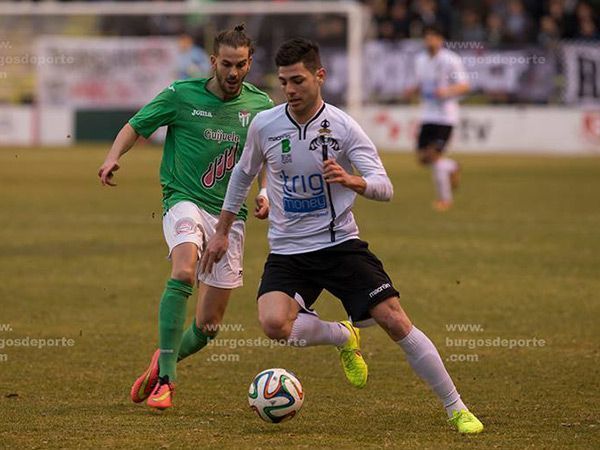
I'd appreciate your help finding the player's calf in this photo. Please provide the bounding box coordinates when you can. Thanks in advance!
[450,164,461,191]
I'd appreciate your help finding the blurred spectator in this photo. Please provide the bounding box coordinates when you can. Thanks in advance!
[485,12,505,48]
[484,0,508,18]
[458,8,486,42]
[576,15,600,38]
[177,33,210,79]
[504,0,532,43]
[366,0,391,39]
[547,0,578,37]
[390,1,411,39]
[538,15,561,47]
[575,1,600,38]
[315,15,347,46]
[410,0,450,37]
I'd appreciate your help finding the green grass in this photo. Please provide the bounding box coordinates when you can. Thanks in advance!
[0,146,599,449]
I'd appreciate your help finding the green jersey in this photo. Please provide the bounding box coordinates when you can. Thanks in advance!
[129,78,273,220]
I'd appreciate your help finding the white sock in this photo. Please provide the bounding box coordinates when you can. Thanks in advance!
[432,157,458,202]
[397,326,467,417]
[287,314,350,347]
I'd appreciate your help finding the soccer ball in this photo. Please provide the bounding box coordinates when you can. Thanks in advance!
[248,368,304,423]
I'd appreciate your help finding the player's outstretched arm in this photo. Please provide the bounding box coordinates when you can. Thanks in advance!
[98,123,140,186]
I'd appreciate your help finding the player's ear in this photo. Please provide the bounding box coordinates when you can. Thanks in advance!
[316,67,326,85]
[210,54,218,68]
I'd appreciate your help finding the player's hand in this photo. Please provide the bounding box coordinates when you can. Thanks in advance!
[98,159,120,187]
[254,193,269,219]
[200,233,229,274]
[323,159,351,186]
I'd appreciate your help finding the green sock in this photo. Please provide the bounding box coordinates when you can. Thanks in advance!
[177,320,214,362]
[158,278,193,381]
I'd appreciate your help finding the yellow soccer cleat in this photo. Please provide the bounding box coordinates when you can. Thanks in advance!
[337,321,368,389]
[448,410,484,434]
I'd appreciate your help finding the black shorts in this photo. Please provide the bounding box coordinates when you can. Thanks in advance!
[257,239,400,323]
[417,123,453,152]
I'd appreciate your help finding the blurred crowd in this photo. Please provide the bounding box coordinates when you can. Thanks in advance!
[1,0,598,105]
[6,0,598,46]
[365,0,599,46]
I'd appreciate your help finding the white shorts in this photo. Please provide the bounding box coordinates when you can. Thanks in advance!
[162,201,245,289]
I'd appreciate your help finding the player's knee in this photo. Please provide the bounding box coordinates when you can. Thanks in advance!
[260,316,292,340]
[171,267,196,285]
[371,298,412,340]
[416,150,431,165]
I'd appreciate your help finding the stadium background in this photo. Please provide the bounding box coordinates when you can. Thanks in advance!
[0,0,599,152]
[0,1,599,449]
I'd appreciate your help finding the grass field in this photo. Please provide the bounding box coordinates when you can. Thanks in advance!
[0,146,599,449]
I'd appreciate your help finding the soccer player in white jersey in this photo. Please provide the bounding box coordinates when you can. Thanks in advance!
[407,25,470,211]
[201,38,483,434]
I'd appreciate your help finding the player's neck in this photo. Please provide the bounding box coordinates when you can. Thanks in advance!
[288,99,324,124]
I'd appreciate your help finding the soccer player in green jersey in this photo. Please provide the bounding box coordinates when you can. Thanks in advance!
[98,25,273,410]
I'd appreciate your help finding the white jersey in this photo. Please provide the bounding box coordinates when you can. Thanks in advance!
[414,48,467,126]
[223,102,393,255]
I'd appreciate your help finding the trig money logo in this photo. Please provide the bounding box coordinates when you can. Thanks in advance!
[281,170,326,213]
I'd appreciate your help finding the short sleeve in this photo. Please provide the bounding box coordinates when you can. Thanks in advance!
[237,116,265,178]
[129,85,179,138]
[260,95,274,112]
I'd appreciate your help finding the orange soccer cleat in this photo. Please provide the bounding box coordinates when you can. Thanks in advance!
[146,376,175,410]
[130,349,160,403]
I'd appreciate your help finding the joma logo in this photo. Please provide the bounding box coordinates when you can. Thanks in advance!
[192,109,213,118]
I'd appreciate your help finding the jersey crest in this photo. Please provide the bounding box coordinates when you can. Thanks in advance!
[309,119,340,152]
[238,110,251,127]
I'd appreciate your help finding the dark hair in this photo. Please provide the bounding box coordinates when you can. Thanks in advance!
[213,23,255,56]
[275,38,322,72]
[423,24,447,39]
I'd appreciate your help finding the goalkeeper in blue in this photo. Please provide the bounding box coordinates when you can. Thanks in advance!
[201,38,484,434]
